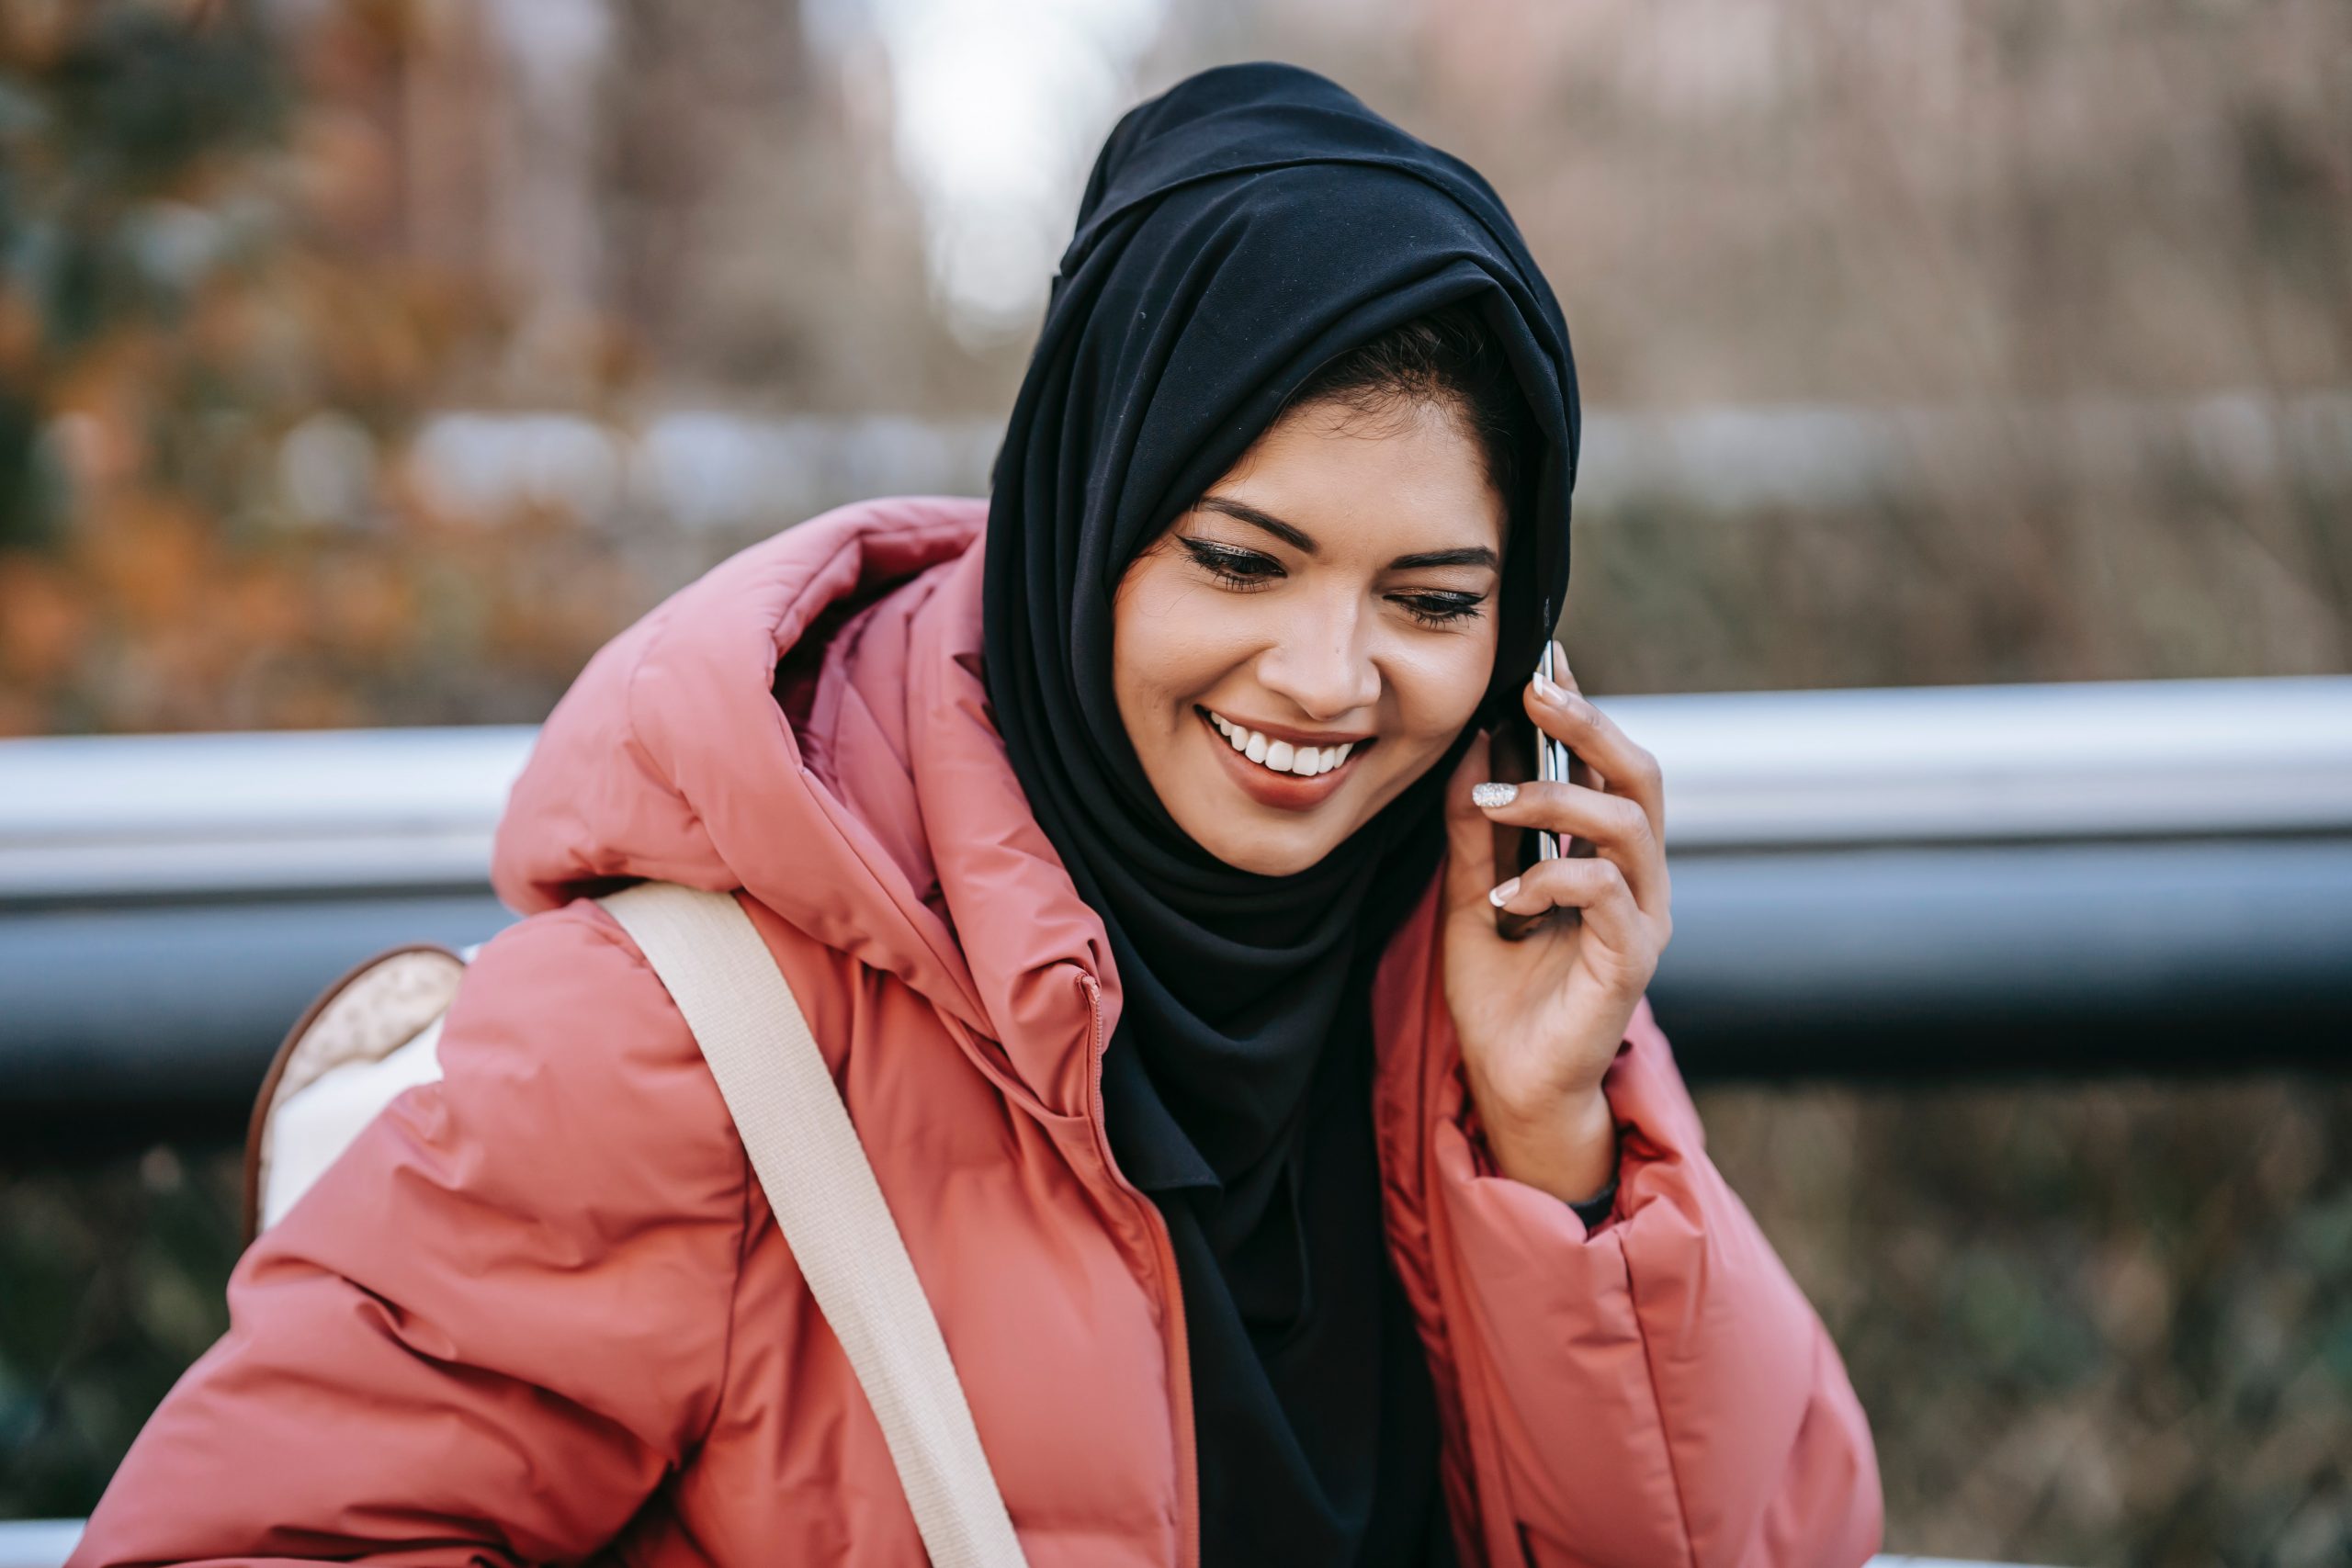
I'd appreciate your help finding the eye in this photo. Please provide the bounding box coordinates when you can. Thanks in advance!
[1394,592,1486,628]
[1176,536,1283,590]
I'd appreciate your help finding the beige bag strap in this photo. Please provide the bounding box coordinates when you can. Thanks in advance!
[595,881,1029,1568]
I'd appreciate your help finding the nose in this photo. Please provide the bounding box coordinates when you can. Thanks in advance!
[1255,591,1380,723]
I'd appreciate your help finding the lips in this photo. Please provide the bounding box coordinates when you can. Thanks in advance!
[1194,705,1369,810]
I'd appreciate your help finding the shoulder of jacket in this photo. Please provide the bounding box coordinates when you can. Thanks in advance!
[471,895,690,1019]
[431,897,752,1187]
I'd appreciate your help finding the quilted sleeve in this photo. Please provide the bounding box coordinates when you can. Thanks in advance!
[1430,1002,1884,1568]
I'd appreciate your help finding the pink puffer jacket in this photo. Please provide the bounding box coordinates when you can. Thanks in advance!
[74,495,1881,1567]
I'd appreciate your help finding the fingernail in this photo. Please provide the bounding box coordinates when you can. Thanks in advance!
[1487,876,1521,907]
[1471,781,1518,808]
[1532,671,1566,705]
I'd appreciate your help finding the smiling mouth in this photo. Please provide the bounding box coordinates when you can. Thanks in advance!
[1193,705,1374,800]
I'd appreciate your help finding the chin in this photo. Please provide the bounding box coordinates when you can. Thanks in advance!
[1187,824,1348,877]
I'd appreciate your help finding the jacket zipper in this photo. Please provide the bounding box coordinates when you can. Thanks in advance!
[1079,973,1199,1568]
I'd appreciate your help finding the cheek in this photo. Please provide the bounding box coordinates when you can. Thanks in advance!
[1112,562,1234,724]
[1385,633,1498,743]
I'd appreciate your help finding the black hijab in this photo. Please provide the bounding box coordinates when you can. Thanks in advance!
[980,62,1579,1564]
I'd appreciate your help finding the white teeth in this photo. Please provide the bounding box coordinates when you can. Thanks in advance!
[1209,710,1359,779]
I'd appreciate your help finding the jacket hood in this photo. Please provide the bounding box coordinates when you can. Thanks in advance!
[491,494,1118,1115]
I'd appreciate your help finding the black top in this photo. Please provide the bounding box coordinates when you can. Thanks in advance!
[978,62,1583,1566]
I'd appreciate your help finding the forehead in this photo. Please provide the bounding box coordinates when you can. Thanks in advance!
[1206,400,1507,553]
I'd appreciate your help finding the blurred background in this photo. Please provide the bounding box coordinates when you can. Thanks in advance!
[2,1,2348,1564]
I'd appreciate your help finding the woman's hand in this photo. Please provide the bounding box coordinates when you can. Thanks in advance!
[1438,641,1673,1205]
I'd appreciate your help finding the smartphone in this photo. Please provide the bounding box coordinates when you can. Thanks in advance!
[1498,634,1577,939]
[1531,637,1572,863]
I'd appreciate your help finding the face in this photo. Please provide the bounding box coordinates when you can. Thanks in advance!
[1112,396,1507,876]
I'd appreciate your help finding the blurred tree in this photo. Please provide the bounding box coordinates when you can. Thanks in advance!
[0,0,648,738]
[0,0,285,549]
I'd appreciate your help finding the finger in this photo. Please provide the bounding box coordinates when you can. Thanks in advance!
[1472,777,1666,913]
[1552,642,1581,694]
[1442,728,1500,918]
[1487,855,1646,953]
[1524,654,1664,843]
[1565,751,1604,855]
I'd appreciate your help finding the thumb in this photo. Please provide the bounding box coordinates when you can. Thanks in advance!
[1442,728,1499,917]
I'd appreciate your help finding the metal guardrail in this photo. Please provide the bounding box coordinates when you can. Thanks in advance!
[0,725,531,903]
[0,1522,80,1568]
[3,676,2348,1127]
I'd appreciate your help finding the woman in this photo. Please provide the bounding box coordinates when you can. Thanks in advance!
[75,63,1880,1567]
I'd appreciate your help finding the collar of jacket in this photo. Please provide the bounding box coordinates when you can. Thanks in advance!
[491,495,1126,1121]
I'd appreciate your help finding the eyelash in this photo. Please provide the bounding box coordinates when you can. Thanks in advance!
[1176,537,1487,628]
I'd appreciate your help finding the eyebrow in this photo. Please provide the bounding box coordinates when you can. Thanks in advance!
[1194,495,1499,572]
